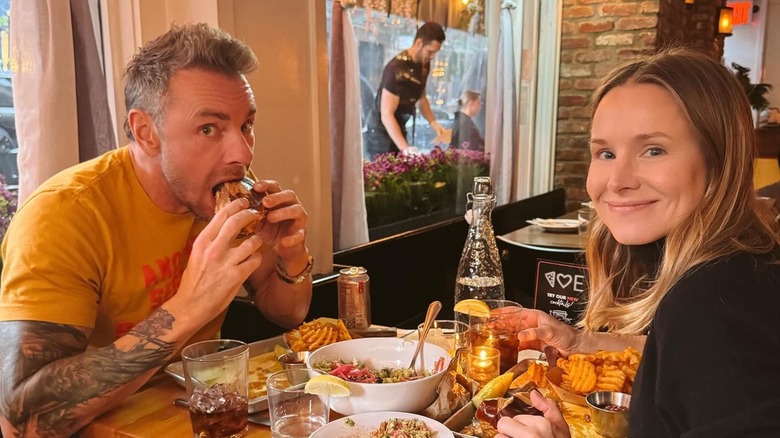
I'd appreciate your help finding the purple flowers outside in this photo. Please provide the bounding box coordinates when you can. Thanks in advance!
[363,146,490,228]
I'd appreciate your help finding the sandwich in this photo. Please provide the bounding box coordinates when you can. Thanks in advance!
[214,176,266,237]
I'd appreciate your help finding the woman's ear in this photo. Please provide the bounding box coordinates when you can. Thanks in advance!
[127,109,162,156]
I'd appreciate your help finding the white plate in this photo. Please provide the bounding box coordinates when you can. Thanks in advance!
[526,218,581,233]
[311,411,454,438]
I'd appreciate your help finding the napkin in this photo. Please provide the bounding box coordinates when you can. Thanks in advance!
[420,370,473,422]
[420,350,477,421]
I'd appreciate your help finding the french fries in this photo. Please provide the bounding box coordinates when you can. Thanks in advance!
[286,318,352,352]
[555,346,641,396]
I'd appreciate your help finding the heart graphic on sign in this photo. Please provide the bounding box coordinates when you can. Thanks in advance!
[545,271,556,288]
[556,273,573,289]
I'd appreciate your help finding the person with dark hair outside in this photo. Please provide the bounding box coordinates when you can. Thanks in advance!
[0,23,313,437]
[450,90,484,151]
[364,21,446,160]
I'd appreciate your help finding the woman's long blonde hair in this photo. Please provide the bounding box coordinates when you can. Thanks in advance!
[582,48,780,335]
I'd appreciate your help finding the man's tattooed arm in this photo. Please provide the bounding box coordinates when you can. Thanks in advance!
[0,308,180,438]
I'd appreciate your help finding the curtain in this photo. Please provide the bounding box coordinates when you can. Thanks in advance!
[10,0,115,203]
[330,0,370,250]
[486,1,516,205]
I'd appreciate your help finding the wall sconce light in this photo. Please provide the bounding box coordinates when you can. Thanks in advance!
[718,6,734,36]
[685,0,695,7]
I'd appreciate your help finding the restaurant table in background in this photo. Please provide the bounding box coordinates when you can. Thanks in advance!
[497,212,587,313]
[497,212,586,253]
[83,378,271,438]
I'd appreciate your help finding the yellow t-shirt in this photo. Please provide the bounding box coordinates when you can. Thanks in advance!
[0,147,224,347]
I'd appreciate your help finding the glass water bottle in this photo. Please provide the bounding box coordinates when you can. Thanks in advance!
[454,177,505,304]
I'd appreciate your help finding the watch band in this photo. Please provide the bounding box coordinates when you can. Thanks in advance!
[276,255,314,284]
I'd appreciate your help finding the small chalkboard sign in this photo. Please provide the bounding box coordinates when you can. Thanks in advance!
[533,259,588,325]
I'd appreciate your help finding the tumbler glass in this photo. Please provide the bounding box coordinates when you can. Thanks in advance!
[463,299,523,373]
[418,319,470,373]
[182,339,249,438]
[267,369,330,438]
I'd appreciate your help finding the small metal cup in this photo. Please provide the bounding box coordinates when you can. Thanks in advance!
[586,391,631,438]
[278,351,311,385]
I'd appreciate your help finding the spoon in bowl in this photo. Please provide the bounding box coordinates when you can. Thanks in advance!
[408,300,442,370]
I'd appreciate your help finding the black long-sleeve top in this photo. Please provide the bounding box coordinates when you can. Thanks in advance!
[450,111,484,151]
[630,249,780,437]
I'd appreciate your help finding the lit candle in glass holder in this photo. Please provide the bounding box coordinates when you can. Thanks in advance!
[467,346,500,386]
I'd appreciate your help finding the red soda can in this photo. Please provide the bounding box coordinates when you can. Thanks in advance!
[338,267,371,329]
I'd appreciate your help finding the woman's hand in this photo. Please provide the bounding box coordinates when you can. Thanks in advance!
[514,309,582,357]
[496,390,571,438]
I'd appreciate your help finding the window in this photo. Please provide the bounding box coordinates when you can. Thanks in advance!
[0,0,16,243]
[327,0,491,242]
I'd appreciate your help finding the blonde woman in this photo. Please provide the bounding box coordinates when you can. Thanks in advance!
[450,90,484,151]
[499,48,780,437]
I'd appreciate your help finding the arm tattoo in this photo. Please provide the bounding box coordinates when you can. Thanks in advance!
[0,308,179,437]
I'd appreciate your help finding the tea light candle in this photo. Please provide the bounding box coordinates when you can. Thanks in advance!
[467,346,500,386]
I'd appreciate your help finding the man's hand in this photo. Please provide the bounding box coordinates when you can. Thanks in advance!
[252,180,309,266]
[174,197,264,324]
[430,120,445,137]
[400,146,420,156]
[243,179,311,328]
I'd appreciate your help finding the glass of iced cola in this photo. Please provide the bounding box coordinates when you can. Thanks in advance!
[182,339,249,438]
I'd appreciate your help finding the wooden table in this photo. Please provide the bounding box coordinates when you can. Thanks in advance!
[81,354,599,437]
[82,379,271,438]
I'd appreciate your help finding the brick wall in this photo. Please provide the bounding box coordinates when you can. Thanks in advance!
[657,0,728,59]
[554,0,726,211]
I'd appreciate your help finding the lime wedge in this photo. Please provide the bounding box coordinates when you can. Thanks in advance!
[304,375,351,398]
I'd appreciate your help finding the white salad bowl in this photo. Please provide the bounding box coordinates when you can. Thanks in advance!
[306,337,451,415]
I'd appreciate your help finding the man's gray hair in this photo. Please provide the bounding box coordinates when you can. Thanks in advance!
[122,23,258,140]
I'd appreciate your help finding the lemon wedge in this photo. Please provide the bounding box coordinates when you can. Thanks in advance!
[472,371,514,407]
[454,299,491,318]
[304,375,351,397]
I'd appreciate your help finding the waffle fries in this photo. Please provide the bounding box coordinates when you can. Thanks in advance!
[554,346,641,396]
[286,318,352,352]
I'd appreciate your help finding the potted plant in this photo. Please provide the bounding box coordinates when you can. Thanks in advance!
[732,62,773,127]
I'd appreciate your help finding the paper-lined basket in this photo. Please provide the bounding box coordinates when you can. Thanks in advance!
[545,366,588,406]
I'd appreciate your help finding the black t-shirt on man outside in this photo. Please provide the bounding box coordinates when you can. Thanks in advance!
[364,50,429,159]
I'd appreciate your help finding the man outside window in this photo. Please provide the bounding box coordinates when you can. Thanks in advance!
[364,21,446,160]
[0,23,313,437]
